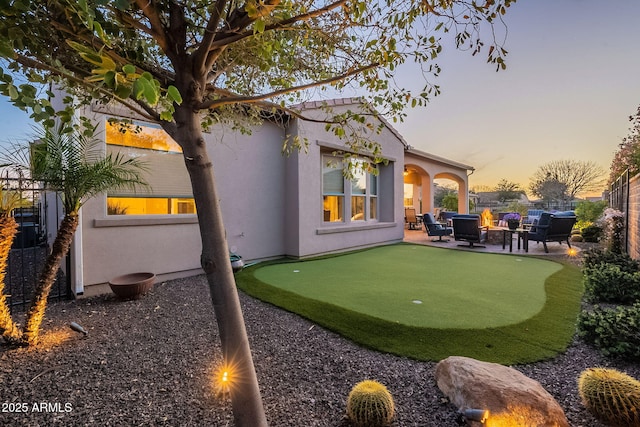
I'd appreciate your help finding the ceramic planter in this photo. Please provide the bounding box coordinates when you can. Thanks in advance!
[109,272,156,299]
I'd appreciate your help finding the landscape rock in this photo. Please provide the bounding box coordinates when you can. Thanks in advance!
[435,356,569,427]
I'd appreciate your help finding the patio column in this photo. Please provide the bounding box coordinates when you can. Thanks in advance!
[458,179,470,214]
[422,174,433,215]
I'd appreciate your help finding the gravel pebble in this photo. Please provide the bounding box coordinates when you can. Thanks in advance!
[0,270,638,426]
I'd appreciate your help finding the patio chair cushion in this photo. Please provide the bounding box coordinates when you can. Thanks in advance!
[423,213,453,241]
[452,214,487,248]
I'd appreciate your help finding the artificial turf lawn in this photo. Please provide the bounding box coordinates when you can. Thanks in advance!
[253,245,562,329]
[236,244,584,364]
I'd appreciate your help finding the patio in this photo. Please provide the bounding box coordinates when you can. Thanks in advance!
[403,227,582,258]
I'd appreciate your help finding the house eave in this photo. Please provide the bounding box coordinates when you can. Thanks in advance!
[405,147,475,172]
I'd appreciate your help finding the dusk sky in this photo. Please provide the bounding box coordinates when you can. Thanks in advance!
[1,0,639,197]
[395,0,640,195]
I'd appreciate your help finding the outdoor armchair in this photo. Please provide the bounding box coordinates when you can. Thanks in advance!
[439,211,458,225]
[527,211,577,253]
[522,209,544,228]
[452,214,488,248]
[405,208,420,230]
[422,212,453,242]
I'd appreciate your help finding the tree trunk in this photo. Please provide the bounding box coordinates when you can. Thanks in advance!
[22,212,78,345]
[176,115,267,426]
[0,216,22,343]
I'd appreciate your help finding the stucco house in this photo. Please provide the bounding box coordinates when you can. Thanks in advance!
[64,98,473,295]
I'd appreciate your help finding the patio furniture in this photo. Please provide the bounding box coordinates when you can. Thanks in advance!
[502,228,529,253]
[405,208,420,230]
[527,211,577,253]
[522,209,544,228]
[423,212,453,242]
[497,212,521,228]
[439,211,459,226]
[452,214,488,248]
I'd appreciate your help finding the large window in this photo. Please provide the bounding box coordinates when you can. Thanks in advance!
[322,154,378,223]
[106,120,196,215]
[322,155,344,222]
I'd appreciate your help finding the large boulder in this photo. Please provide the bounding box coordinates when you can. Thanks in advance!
[435,356,569,427]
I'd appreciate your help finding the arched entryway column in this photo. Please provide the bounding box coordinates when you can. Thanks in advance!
[403,164,430,214]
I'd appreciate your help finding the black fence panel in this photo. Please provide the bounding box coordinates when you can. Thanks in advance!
[2,177,70,312]
[609,170,630,253]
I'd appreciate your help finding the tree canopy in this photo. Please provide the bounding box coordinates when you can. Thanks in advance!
[1,0,514,141]
[609,105,640,185]
[493,178,523,202]
[528,159,605,201]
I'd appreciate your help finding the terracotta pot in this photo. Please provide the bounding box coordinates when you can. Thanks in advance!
[109,272,156,299]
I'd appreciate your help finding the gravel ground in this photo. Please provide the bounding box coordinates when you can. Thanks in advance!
[1,254,639,426]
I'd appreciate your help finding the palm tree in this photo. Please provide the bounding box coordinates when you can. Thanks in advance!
[9,124,147,345]
[0,186,23,343]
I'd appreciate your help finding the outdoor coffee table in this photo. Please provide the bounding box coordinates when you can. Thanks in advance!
[501,228,529,253]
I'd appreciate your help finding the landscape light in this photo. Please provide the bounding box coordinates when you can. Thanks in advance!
[462,408,489,423]
[69,322,88,335]
[214,360,238,396]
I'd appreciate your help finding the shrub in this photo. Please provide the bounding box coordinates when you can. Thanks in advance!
[578,367,640,426]
[603,208,625,253]
[581,225,603,243]
[346,380,395,427]
[583,248,639,273]
[575,200,608,224]
[583,264,640,304]
[577,303,640,360]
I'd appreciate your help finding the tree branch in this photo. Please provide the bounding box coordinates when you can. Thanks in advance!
[193,0,228,75]
[133,0,172,60]
[199,63,378,110]
[10,54,158,122]
[210,0,348,50]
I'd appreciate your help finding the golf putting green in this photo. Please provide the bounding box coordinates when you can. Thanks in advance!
[253,245,561,328]
[237,244,584,364]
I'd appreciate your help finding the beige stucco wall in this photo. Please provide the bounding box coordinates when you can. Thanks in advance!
[285,102,406,258]
[77,107,288,288]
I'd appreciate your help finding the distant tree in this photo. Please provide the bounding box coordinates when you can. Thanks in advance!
[609,106,640,185]
[471,185,493,193]
[494,178,524,203]
[529,175,568,207]
[434,183,457,208]
[441,193,458,211]
[506,201,527,218]
[529,160,605,200]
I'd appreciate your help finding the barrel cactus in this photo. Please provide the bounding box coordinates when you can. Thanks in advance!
[346,380,395,427]
[578,367,640,426]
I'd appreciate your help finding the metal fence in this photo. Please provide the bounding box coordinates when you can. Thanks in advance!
[609,169,630,253]
[2,176,70,312]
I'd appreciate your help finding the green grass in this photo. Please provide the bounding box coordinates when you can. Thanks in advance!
[236,244,584,364]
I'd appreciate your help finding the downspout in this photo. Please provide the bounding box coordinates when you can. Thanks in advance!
[70,207,84,296]
[465,168,475,214]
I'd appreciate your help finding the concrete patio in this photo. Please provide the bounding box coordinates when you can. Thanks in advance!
[403,228,583,258]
